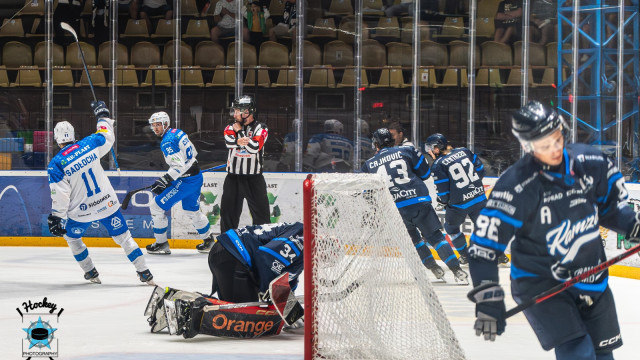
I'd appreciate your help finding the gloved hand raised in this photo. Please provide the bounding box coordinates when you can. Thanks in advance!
[91,100,110,120]
[467,282,506,341]
[151,174,173,195]
[48,214,66,236]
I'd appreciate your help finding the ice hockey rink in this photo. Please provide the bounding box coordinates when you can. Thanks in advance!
[1,246,639,360]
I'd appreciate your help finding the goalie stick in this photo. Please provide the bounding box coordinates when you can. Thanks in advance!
[60,21,120,175]
[468,241,640,318]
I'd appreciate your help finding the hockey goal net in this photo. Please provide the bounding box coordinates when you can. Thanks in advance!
[303,173,466,360]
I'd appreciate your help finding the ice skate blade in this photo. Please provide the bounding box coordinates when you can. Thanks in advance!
[88,277,101,284]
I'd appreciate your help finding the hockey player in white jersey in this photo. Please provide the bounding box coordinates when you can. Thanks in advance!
[47,101,154,285]
[144,111,216,254]
[303,119,353,172]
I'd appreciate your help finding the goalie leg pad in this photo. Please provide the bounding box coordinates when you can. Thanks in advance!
[146,287,201,333]
[199,299,284,338]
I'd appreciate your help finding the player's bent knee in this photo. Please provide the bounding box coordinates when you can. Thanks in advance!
[554,335,596,360]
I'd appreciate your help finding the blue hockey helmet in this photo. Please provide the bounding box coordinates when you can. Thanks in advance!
[424,133,448,154]
[371,128,394,149]
[512,101,567,151]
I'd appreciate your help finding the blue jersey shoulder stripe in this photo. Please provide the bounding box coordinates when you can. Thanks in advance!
[273,237,301,256]
[414,155,424,170]
[480,208,523,228]
[510,264,538,279]
[227,230,252,267]
[396,196,431,208]
[470,234,508,251]
[258,246,291,266]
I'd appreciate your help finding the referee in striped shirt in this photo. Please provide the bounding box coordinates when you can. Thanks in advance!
[219,95,271,235]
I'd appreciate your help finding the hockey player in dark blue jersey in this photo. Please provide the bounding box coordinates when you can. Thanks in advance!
[425,133,508,266]
[362,128,468,284]
[468,101,640,359]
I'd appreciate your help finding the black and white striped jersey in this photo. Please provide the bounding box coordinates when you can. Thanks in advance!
[224,120,269,174]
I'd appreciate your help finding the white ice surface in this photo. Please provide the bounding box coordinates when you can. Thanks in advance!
[1,247,639,360]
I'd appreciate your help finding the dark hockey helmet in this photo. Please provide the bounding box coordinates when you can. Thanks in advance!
[371,128,395,149]
[424,133,448,154]
[230,95,256,116]
[512,101,566,150]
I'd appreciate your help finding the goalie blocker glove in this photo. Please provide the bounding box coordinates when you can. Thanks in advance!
[47,214,66,236]
[151,174,173,195]
[467,282,506,341]
[90,100,110,120]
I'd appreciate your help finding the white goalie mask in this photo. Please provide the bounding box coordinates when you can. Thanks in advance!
[54,121,75,145]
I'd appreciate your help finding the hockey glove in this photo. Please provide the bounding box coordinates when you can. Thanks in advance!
[90,100,110,120]
[435,202,446,211]
[468,282,506,341]
[627,212,640,243]
[151,174,173,195]
[47,214,66,236]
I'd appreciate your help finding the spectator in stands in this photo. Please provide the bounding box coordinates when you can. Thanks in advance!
[210,0,250,43]
[243,1,270,48]
[120,0,139,20]
[494,0,523,44]
[383,0,439,20]
[139,0,173,36]
[269,0,296,42]
[531,0,556,46]
[388,121,414,147]
[53,0,85,46]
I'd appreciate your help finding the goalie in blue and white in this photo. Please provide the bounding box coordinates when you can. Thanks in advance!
[145,111,216,255]
[47,101,154,285]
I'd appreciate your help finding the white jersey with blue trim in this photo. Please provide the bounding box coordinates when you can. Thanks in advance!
[160,128,198,180]
[48,118,119,222]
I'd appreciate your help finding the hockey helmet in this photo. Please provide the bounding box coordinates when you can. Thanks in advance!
[231,95,256,116]
[424,133,448,154]
[148,111,170,127]
[512,101,566,151]
[54,121,75,145]
[371,128,394,149]
[324,119,344,134]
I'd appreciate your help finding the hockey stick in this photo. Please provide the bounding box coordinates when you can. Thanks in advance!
[200,164,227,173]
[60,22,121,175]
[122,164,226,210]
[121,185,152,210]
[468,241,640,318]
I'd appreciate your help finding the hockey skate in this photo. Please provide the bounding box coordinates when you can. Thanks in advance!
[458,254,469,266]
[84,268,101,284]
[196,234,215,253]
[137,269,156,285]
[451,266,469,285]
[146,241,171,255]
[163,298,199,338]
[427,264,446,282]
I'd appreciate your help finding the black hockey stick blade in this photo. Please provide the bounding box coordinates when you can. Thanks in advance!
[121,185,152,210]
[503,241,640,318]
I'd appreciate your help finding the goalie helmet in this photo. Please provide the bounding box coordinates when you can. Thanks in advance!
[424,133,448,154]
[512,101,567,152]
[231,95,256,115]
[148,111,170,127]
[54,121,75,145]
[324,119,344,134]
[371,128,394,149]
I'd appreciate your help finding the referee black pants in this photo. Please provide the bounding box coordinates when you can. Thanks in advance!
[220,173,270,234]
